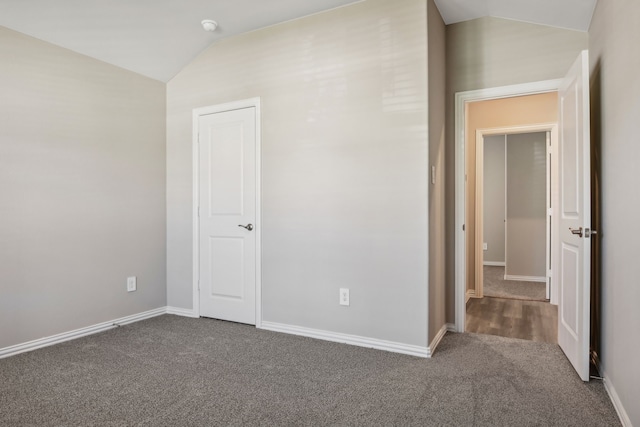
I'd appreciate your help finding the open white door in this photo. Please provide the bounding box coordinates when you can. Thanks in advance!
[557,50,592,381]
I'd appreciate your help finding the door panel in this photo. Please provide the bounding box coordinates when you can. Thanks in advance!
[560,242,579,337]
[209,237,245,300]
[207,122,245,216]
[558,50,591,381]
[199,107,256,325]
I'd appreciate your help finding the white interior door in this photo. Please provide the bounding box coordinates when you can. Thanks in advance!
[198,107,256,325]
[557,50,591,381]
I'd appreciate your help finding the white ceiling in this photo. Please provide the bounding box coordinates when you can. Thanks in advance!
[0,0,363,82]
[0,0,596,83]
[434,0,598,32]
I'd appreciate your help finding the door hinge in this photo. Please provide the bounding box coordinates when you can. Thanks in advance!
[548,208,552,216]
[462,224,465,231]
[197,206,200,217]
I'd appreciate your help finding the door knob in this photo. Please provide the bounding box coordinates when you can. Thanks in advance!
[569,227,583,238]
[238,224,253,231]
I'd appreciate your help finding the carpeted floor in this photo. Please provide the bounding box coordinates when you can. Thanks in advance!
[0,315,619,426]
[484,266,547,301]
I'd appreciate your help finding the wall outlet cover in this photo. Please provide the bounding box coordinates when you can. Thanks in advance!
[339,288,349,306]
[127,276,137,292]
[483,243,488,250]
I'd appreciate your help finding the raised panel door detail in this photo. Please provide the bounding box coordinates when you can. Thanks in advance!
[207,121,245,216]
[560,242,579,340]
[561,82,580,219]
[209,237,244,300]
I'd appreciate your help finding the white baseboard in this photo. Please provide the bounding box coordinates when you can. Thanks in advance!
[446,323,456,332]
[483,261,505,266]
[504,275,546,283]
[0,307,166,359]
[260,321,430,358]
[166,306,198,318]
[601,371,633,427]
[465,289,475,303]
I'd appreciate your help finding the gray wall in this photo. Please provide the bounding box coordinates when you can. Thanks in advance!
[167,0,430,347]
[428,0,447,343]
[505,132,546,278]
[483,135,505,264]
[0,27,167,349]
[589,0,640,424]
[445,17,588,321]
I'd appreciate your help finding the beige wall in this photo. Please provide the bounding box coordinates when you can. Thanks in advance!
[505,132,547,279]
[445,17,587,319]
[465,93,557,292]
[0,26,167,349]
[427,0,446,343]
[167,0,431,347]
[589,0,640,424]
[483,135,505,264]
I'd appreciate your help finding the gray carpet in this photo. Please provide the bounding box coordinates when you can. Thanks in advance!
[0,315,619,426]
[484,266,547,301]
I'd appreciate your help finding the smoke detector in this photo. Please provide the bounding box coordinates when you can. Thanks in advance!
[201,20,218,32]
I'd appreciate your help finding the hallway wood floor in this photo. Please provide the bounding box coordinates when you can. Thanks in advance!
[466,297,558,343]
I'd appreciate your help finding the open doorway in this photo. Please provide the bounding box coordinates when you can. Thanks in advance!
[455,53,593,380]
[477,129,550,300]
[467,128,557,343]
[455,87,560,343]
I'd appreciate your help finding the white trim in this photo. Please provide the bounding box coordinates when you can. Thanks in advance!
[546,130,552,301]
[0,307,166,359]
[192,98,263,327]
[428,324,449,355]
[455,79,562,333]
[602,372,633,427]
[446,323,457,332]
[166,306,199,318]
[465,289,475,303]
[483,261,505,266]
[475,130,485,298]
[260,321,431,358]
[504,275,547,283]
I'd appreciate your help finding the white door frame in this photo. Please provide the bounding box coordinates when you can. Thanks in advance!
[475,124,557,301]
[454,80,561,332]
[192,97,262,327]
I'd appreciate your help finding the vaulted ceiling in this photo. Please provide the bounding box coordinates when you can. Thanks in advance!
[434,0,597,31]
[0,0,597,82]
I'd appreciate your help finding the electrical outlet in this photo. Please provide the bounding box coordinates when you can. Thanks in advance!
[483,243,488,251]
[127,276,137,292]
[339,288,349,306]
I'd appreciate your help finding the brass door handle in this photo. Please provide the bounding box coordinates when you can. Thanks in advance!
[238,224,253,231]
[569,227,583,238]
